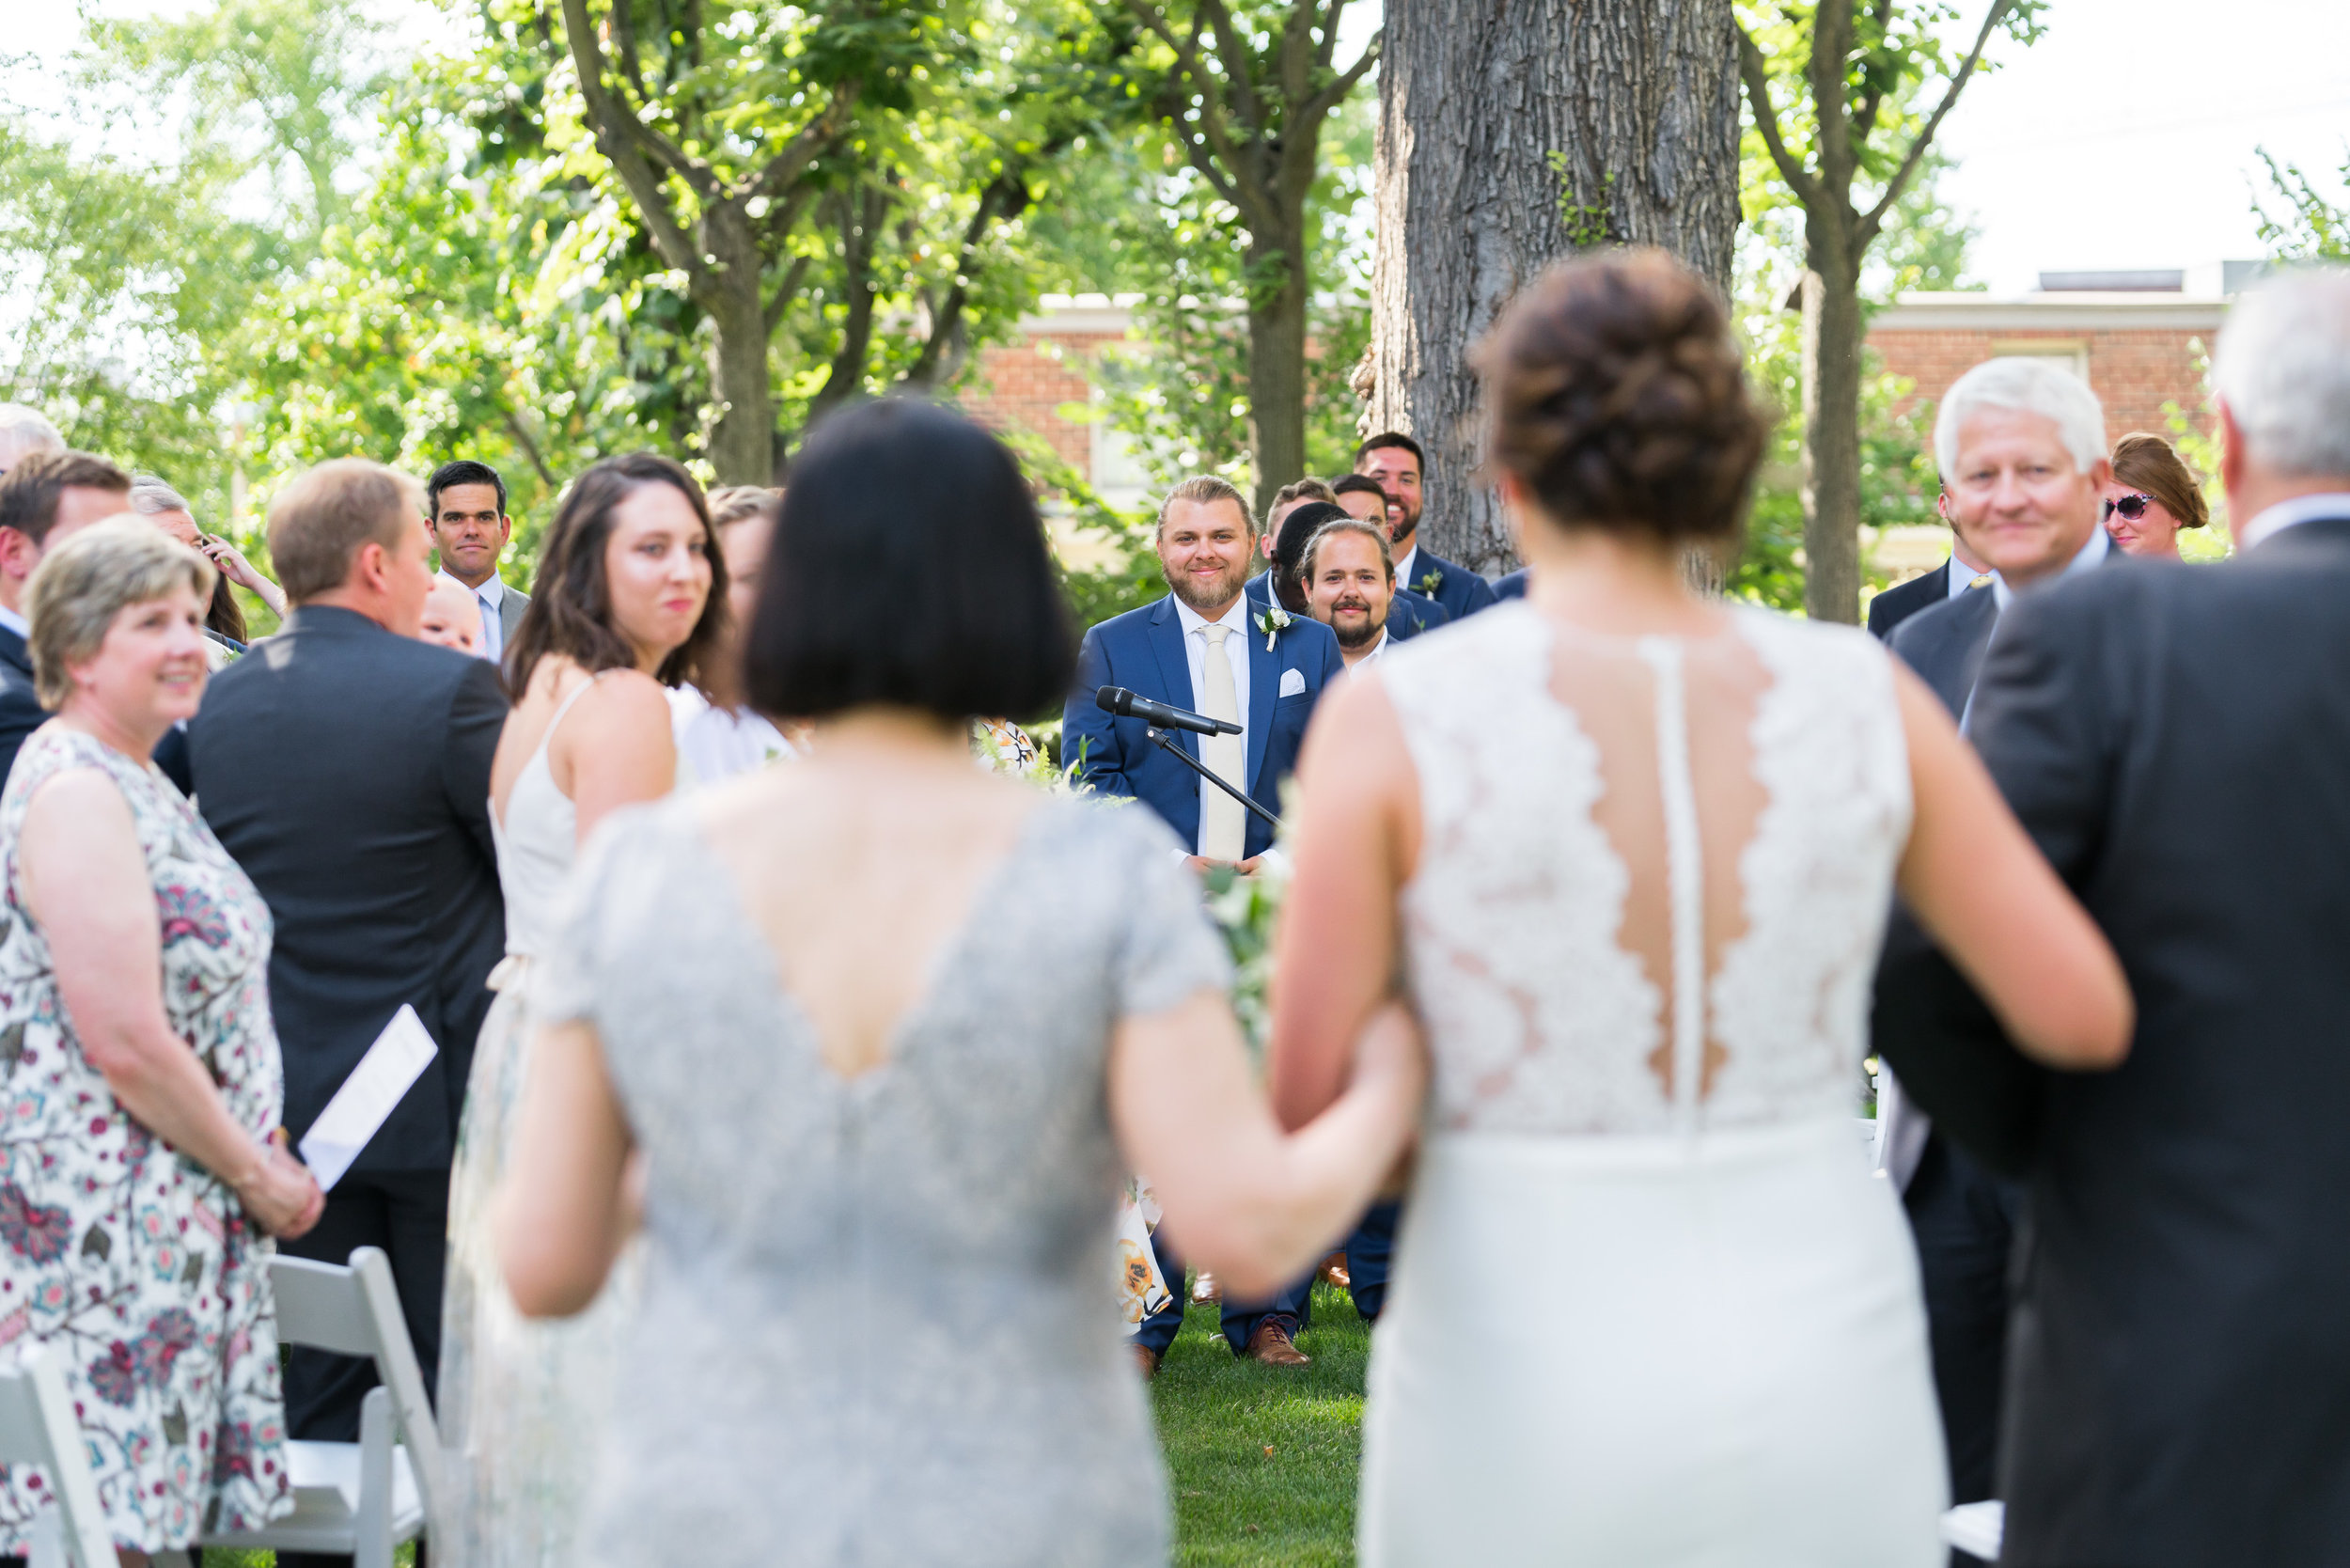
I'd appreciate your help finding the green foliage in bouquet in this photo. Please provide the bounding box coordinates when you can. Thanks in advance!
[1200,861,1284,1065]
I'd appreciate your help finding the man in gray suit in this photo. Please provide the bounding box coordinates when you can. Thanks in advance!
[1876,355,2115,1520]
[427,458,528,664]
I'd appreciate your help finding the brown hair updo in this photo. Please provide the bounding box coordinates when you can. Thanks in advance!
[2109,431,2210,530]
[1475,249,1764,544]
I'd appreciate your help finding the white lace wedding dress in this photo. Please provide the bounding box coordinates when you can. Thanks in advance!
[1362,603,1945,1565]
[440,674,649,1567]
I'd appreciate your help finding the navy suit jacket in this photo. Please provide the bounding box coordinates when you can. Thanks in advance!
[1866,559,1952,641]
[1244,572,1449,641]
[1886,582,1999,718]
[1492,569,1529,602]
[0,624,46,789]
[1064,594,1345,859]
[190,605,508,1173]
[1396,543,1498,620]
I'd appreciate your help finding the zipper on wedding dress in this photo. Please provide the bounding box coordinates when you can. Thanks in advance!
[1639,637,1706,1135]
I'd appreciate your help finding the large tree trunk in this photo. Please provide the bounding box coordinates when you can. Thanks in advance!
[1245,228,1310,515]
[1799,260,1865,623]
[1370,0,1742,576]
[701,210,776,485]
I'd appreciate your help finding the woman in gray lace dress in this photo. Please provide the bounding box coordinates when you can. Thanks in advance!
[494,400,1423,1567]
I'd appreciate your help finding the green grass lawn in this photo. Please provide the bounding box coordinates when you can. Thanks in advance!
[202,1292,1369,1568]
[1152,1280,1370,1567]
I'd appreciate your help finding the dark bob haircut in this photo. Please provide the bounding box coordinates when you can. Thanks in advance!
[504,450,728,696]
[743,399,1074,724]
[1474,248,1764,545]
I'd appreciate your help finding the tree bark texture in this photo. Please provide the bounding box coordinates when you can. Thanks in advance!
[1246,235,1311,510]
[1369,0,1742,576]
[1798,264,1863,623]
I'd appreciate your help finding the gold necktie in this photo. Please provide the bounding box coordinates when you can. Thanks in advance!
[1968,574,1994,590]
[1198,622,1246,862]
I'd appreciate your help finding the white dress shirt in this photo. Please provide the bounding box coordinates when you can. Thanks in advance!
[1945,558,1990,600]
[1392,543,1420,594]
[1348,626,1391,671]
[0,605,25,640]
[444,570,507,661]
[2239,492,2350,552]
[1988,523,2108,612]
[1169,592,1258,860]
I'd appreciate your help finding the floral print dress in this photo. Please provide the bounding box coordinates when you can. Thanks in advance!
[0,727,293,1553]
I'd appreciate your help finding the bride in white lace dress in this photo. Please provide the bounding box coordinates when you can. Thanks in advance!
[439,452,723,1566]
[1268,253,2133,1565]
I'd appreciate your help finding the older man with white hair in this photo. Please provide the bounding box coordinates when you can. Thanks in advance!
[0,404,63,478]
[1875,265,2350,1564]
[1872,356,2120,1519]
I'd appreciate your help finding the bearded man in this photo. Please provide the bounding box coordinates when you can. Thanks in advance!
[1061,474,1346,1375]
[1301,516,1399,669]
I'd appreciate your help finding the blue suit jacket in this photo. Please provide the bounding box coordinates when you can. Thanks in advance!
[1244,572,1449,641]
[1398,544,1498,620]
[1064,594,1345,859]
[1492,569,1528,602]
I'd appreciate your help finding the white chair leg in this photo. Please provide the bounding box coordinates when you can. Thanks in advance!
[356,1385,395,1568]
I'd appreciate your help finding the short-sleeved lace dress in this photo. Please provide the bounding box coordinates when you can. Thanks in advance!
[538,793,1230,1568]
[1359,604,1946,1565]
[0,728,293,1553]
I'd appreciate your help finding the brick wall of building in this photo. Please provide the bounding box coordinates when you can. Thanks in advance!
[1869,325,2216,445]
[966,331,1120,475]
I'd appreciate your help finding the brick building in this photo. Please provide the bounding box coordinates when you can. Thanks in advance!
[970,272,2246,579]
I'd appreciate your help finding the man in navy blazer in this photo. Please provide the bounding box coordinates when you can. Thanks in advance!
[1357,431,1498,621]
[1065,477,1344,866]
[1065,476,1343,1372]
[1246,498,1449,643]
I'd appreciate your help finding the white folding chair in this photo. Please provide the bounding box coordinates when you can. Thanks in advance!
[0,1345,119,1568]
[165,1246,445,1568]
[1942,1497,2004,1561]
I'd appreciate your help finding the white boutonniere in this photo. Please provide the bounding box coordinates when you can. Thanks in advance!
[1415,566,1443,597]
[1254,603,1292,652]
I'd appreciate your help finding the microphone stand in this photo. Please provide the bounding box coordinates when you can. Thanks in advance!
[1143,725,1280,830]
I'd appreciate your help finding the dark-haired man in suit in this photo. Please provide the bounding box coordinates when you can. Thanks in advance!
[428,458,528,664]
[1876,356,2116,1527]
[1248,498,1449,642]
[1064,474,1345,1374]
[1867,481,1997,642]
[0,450,131,785]
[1878,265,2350,1565]
[191,460,507,1545]
[1355,432,1498,622]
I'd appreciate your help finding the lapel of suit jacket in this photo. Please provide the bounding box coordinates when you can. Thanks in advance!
[1246,613,1277,792]
[501,589,527,642]
[1904,588,1997,719]
[1144,597,1201,760]
[0,623,30,680]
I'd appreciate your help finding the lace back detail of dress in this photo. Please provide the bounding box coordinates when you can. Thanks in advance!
[1379,604,1912,1137]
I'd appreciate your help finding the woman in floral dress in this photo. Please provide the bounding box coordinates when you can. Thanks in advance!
[0,520,321,1559]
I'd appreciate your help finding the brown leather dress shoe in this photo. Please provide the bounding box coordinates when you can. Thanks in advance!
[1133,1344,1162,1379]
[1246,1323,1310,1366]
[1191,1270,1222,1304]
[1317,1250,1352,1290]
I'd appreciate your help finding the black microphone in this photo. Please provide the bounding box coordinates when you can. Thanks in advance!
[1095,685,1242,737]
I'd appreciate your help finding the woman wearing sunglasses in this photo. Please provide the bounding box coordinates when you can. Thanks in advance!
[2103,431,2212,558]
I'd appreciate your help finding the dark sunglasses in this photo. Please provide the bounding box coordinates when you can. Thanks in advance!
[2103,494,2151,522]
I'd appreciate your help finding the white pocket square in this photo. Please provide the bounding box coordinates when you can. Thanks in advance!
[1278,668,1307,698]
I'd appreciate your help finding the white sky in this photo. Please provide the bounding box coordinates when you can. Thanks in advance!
[1935,0,2350,291]
[16,0,2350,294]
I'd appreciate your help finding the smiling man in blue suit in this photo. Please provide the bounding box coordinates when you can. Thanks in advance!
[1064,474,1344,1373]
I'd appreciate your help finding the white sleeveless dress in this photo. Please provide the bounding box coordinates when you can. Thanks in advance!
[1361,603,1946,1565]
[440,675,649,1567]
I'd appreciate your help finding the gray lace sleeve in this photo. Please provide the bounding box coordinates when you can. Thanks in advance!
[1107,808,1233,1018]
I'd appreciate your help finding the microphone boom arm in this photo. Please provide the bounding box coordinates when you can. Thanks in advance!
[1142,725,1281,832]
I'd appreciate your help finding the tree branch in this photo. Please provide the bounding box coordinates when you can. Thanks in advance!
[1198,0,1263,142]
[1313,0,1348,72]
[807,182,889,421]
[1126,0,1261,218]
[761,249,813,335]
[558,0,713,288]
[1737,26,1821,208]
[1857,0,2016,247]
[1301,30,1379,125]
[1852,0,1897,142]
[742,81,858,205]
[500,407,560,489]
[903,172,1026,387]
